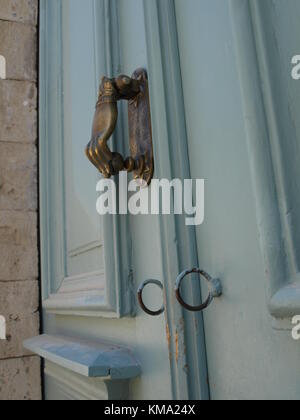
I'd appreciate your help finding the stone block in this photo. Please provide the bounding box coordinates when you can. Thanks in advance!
[0,211,38,281]
[0,80,37,143]
[0,142,37,210]
[0,0,38,25]
[0,281,39,359]
[0,20,37,81]
[0,356,41,400]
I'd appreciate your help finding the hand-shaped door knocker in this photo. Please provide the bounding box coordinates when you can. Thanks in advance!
[86,68,154,185]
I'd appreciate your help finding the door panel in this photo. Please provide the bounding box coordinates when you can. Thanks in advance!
[63,0,105,277]
[175,0,300,400]
[40,0,175,400]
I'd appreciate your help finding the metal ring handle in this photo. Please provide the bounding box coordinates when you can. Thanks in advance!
[175,268,222,312]
[137,279,165,316]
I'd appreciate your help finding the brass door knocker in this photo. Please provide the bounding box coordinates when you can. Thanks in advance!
[86,68,154,185]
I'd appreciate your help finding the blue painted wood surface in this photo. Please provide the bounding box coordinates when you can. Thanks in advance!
[24,335,141,379]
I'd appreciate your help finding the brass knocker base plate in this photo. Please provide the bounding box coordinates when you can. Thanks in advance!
[128,69,154,185]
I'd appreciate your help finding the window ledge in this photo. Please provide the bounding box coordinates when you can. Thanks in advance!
[23,334,141,380]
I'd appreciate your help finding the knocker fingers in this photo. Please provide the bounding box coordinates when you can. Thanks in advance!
[85,141,100,170]
[85,140,107,176]
[90,138,111,177]
[93,137,115,177]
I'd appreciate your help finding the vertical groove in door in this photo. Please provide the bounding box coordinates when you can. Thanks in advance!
[143,0,210,400]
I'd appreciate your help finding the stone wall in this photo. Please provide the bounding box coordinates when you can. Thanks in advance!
[0,0,41,400]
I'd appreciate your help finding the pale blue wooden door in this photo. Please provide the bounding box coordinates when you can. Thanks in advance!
[38,0,300,401]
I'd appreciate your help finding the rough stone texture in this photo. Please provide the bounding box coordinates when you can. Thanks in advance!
[0,0,38,25]
[0,20,37,81]
[0,211,38,281]
[0,0,40,400]
[0,281,39,359]
[0,142,37,210]
[0,80,37,143]
[0,357,41,400]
